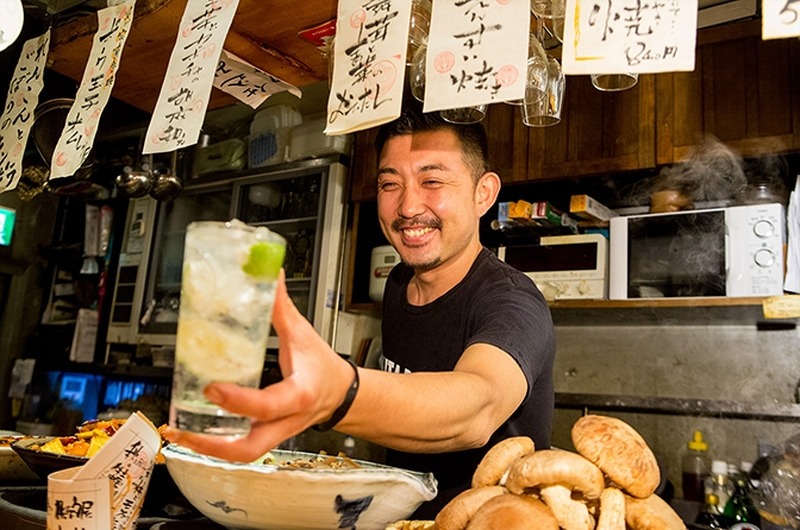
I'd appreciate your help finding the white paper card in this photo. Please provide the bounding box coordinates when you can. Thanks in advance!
[423,0,528,112]
[49,0,135,180]
[214,50,302,109]
[46,412,161,530]
[762,0,800,39]
[47,467,113,530]
[561,0,698,75]
[8,358,36,399]
[324,0,411,135]
[784,175,800,293]
[143,0,241,154]
[0,30,50,193]
[70,308,99,363]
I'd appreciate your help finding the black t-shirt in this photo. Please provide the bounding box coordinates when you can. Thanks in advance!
[379,248,556,519]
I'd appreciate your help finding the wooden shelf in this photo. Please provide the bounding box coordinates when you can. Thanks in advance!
[548,297,797,326]
[549,296,767,309]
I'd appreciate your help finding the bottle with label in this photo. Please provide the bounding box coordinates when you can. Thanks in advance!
[683,430,711,502]
[722,462,761,528]
[696,460,734,529]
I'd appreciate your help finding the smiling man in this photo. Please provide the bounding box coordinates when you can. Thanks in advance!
[371,106,556,517]
[164,105,555,519]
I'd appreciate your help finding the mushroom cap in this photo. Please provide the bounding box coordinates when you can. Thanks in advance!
[624,494,686,530]
[471,436,535,488]
[571,415,660,498]
[505,448,606,499]
[433,485,506,530]
[465,493,559,530]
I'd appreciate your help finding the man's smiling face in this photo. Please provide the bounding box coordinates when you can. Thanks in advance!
[376,129,482,272]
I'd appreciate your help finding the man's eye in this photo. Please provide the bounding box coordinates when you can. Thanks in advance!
[422,179,443,187]
[379,181,399,191]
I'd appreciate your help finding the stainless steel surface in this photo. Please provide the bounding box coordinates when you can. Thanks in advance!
[556,392,800,422]
[0,485,206,529]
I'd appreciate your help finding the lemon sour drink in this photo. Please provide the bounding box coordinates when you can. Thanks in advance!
[169,220,285,436]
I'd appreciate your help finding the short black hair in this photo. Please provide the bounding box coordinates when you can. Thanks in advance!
[374,104,491,181]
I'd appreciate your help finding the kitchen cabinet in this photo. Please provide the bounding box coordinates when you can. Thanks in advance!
[527,73,657,180]
[656,19,800,164]
[349,127,380,202]
[484,103,531,184]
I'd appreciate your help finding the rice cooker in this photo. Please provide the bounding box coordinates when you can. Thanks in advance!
[369,245,400,302]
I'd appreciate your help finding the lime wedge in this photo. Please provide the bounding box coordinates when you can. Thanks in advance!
[242,242,285,280]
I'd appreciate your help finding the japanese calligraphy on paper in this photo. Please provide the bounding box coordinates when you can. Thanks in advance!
[50,0,135,180]
[325,0,412,135]
[762,0,800,39]
[144,0,241,154]
[561,0,698,75]
[214,50,301,109]
[0,31,50,193]
[46,413,161,530]
[422,0,528,113]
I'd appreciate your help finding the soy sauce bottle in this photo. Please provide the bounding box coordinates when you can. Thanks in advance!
[682,430,710,502]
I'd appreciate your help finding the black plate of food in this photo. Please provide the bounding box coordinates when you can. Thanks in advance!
[11,435,184,515]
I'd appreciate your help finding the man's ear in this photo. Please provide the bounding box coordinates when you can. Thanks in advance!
[475,172,501,217]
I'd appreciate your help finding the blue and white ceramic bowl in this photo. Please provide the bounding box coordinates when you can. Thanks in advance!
[162,444,438,530]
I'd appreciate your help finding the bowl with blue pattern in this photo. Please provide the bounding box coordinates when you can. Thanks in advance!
[162,444,438,530]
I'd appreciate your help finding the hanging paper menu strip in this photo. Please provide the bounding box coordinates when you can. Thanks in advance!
[0,30,50,193]
[214,49,302,110]
[422,0,528,113]
[143,0,241,154]
[49,0,136,180]
[561,0,698,75]
[762,0,800,40]
[324,0,412,135]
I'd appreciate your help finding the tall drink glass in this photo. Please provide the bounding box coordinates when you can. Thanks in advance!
[169,220,286,437]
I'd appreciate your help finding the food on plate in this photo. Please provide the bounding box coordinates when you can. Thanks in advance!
[625,492,686,530]
[264,451,362,470]
[471,435,534,488]
[505,449,605,499]
[597,487,626,530]
[31,418,168,462]
[428,414,684,530]
[0,435,21,447]
[465,493,558,530]
[571,414,660,498]
[539,484,595,530]
[384,520,435,530]
[434,485,506,530]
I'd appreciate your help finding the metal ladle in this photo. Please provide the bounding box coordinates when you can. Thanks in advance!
[115,160,154,198]
[149,152,183,202]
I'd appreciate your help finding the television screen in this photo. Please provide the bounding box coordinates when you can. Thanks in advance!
[0,206,16,247]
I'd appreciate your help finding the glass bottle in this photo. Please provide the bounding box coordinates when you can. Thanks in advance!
[682,430,711,502]
[722,463,761,527]
[696,460,734,528]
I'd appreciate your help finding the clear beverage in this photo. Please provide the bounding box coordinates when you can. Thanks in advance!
[169,220,285,436]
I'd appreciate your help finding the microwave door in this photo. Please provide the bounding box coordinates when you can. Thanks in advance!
[624,211,727,298]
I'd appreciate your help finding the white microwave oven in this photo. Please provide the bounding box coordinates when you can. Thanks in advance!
[609,203,785,299]
[497,233,608,301]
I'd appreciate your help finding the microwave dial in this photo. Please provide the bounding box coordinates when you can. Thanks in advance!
[754,248,777,268]
[753,219,775,239]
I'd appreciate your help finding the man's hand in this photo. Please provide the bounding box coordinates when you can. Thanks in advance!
[163,271,355,462]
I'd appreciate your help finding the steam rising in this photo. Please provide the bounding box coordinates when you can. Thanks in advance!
[652,136,748,204]
[619,136,790,209]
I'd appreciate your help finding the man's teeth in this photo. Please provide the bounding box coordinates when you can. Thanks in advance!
[403,227,433,238]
